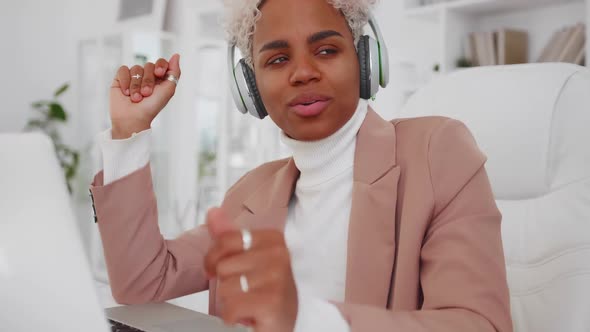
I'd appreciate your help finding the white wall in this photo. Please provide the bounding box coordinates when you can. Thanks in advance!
[0,0,78,134]
[372,1,440,119]
[0,0,184,135]
[0,0,437,134]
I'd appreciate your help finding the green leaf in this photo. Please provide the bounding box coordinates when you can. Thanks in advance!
[49,103,67,121]
[72,151,80,165]
[54,83,69,97]
[32,100,50,108]
[25,119,44,129]
[66,165,76,179]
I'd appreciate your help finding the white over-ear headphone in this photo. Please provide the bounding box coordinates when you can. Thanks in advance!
[227,13,390,119]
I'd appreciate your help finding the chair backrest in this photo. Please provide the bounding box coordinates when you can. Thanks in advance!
[399,63,590,332]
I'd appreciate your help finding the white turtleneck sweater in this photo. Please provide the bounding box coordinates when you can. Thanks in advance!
[98,100,368,331]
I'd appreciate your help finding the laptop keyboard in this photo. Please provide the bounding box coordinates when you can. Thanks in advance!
[108,319,146,332]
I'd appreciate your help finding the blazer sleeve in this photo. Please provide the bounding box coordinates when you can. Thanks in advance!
[90,163,212,304]
[334,119,513,332]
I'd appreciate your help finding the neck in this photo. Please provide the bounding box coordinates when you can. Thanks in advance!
[280,100,368,188]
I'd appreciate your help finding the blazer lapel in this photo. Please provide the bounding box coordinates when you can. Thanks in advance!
[236,158,300,231]
[345,108,401,307]
[210,159,300,316]
[213,110,400,313]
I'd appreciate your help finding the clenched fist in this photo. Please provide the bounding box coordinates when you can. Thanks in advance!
[109,54,181,139]
[205,208,299,332]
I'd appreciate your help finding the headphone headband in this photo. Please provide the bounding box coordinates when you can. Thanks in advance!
[367,13,390,87]
[227,44,249,115]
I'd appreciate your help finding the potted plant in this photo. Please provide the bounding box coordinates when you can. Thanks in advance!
[24,83,79,194]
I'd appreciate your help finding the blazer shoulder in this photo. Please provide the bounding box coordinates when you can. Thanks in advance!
[391,115,453,135]
[391,116,480,152]
[391,116,488,214]
[389,116,456,162]
[222,158,291,210]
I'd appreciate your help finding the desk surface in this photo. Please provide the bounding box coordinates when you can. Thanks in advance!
[95,280,210,313]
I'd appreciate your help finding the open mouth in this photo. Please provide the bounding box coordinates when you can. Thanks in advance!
[290,99,331,117]
[288,93,333,118]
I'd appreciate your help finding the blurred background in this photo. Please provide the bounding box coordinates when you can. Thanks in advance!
[0,0,587,283]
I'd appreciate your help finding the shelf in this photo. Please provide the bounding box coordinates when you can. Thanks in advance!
[405,0,584,20]
[448,0,583,16]
[404,2,444,21]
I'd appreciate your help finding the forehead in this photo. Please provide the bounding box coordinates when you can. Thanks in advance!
[253,0,350,43]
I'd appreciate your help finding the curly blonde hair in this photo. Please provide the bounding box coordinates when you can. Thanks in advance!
[222,0,377,68]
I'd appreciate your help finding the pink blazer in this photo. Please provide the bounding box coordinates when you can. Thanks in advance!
[90,109,512,331]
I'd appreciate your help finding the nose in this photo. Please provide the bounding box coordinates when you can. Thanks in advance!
[289,54,321,86]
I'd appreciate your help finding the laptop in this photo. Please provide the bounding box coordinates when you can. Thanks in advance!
[0,133,247,332]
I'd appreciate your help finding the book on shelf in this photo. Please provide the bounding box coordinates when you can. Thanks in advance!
[470,31,494,66]
[538,23,586,64]
[463,34,479,66]
[471,32,486,66]
[538,30,560,62]
[574,45,586,65]
[467,29,528,66]
[497,29,528,65]
[542,28,572,62]
[487,31,498,66]
[558,23,585,62]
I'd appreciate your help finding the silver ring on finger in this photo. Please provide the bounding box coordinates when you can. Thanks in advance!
[240,274,249,293]
[241,229,252,251]
[165,73,179,85]
[132,74,142,80]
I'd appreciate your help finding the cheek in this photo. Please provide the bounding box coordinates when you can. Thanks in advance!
[257,73,283,106]
[256,72,288,122]
[330,56,361,100]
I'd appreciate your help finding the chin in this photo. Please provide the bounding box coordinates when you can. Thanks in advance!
[287,119,340,141]
[278,103,350,141]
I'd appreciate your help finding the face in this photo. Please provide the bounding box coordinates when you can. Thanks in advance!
[252,0,361,141]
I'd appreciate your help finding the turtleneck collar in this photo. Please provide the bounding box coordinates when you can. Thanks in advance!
[280,99,368,189]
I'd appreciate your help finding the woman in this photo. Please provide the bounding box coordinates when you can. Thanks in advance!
[90,0,512,331]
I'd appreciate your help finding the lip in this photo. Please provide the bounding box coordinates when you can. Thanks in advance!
[288,93,332,118]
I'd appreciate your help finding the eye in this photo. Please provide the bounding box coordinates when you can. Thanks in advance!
[317,48,338,56]
[269,56,288,65]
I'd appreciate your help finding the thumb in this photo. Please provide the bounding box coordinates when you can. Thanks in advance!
[206,207,237,238]
[167,53,181,80]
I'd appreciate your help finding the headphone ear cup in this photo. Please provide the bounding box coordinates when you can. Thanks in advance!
[240,59,268,119]
[357,36,371,100]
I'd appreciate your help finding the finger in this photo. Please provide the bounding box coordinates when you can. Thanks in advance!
[220,291,270,327]
[141,62,155,97]
[112,66,130,96]
[129,65,144,103]
[205,230,284,277]
[167,53,181,79]
[154,58,169,78]
[150,53,181,107]
[215,247,284,280]
[217,268,276,302]
[206,207,236,238]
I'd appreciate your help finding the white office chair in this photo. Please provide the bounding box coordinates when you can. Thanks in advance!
[399,63,590,332]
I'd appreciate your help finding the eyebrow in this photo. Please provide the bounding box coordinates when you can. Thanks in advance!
[308,30,343,44]
[258,30,344,54]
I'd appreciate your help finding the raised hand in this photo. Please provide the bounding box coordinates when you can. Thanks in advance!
[109,54,181,139]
